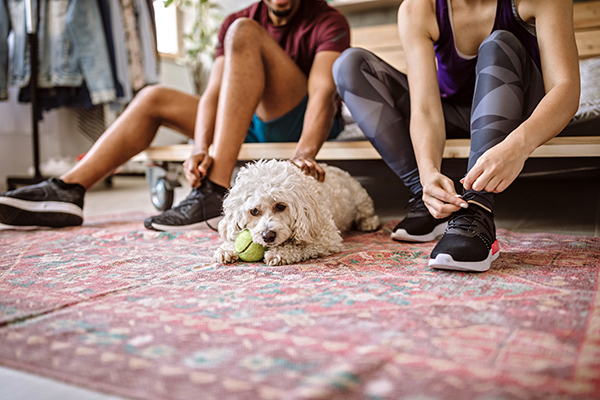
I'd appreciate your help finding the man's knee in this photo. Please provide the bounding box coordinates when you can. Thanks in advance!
[224,18,265,53]
[134,85,169,106]
[131,85,185,117]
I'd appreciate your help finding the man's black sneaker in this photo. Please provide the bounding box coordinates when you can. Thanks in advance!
[0,178,85,229]
[391,195,449,242]
[429,200,499,272]
[144,179,227,231]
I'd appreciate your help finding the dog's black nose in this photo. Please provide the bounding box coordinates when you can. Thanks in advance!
[262,230,277,243]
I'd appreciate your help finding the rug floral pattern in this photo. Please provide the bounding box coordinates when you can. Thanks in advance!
[1,214,599,400]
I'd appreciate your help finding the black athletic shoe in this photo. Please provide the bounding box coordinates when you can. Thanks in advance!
[144,180,227,231]
[391,195,449,242]
[429,199,499,272]
[0,178,85,229]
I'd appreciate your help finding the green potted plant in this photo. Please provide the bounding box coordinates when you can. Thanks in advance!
[164,0,222,94]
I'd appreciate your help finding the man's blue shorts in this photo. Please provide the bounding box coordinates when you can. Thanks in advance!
[245,95,344,143]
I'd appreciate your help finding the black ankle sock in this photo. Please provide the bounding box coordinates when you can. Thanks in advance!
[53,178,86,192]
[205,179,228,197]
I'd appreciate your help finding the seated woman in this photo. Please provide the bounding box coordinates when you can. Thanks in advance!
[333,0,580,272]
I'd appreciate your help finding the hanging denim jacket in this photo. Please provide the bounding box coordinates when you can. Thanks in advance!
[2,0,116,105]
[0,0,13,100]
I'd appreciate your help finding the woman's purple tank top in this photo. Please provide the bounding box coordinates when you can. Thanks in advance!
[434,0,541,105]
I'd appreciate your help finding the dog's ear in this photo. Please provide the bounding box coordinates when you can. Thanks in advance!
[290,181,336,244]
[219,190,248,241]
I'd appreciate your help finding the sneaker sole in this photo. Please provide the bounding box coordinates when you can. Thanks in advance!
[428,240,500,272]
[149,215,223,232]
[0,198,83,228]
[0,223,51,230]
[391,221,448,243]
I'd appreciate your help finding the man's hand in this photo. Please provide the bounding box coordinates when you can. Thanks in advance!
[183,151,213,188]
[289,155,325,182]
[421,171,468,219]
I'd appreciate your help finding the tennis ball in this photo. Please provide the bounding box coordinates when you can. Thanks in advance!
[235,229,265,262]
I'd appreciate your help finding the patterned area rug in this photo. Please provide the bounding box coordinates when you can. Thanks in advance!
[1,214,599,400]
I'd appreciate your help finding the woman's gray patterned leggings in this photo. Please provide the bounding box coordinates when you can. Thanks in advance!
[333,30,545,211]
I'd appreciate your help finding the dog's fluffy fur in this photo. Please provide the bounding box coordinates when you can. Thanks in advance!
[214,159,380,266]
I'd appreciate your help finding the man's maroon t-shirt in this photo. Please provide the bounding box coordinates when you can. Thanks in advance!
[214,0,351,78]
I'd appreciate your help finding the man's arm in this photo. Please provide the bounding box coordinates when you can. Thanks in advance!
[399,0,467,217]
[182,56,225,188]
[290,50,341,182]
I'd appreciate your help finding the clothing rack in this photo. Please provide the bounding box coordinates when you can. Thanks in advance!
[6,0,44,190]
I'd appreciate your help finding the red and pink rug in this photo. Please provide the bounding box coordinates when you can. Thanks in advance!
[1,213,599,400]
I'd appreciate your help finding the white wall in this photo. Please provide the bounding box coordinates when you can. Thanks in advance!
[218,0,255,14]
[0,89,94,191]
[0,57,197,191]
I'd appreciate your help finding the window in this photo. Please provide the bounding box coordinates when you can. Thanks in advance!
[152,0,181,56]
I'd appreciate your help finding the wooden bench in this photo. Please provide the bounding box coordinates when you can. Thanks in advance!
[136,0,600,209]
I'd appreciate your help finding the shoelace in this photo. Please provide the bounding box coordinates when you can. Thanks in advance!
[447,206,494,248]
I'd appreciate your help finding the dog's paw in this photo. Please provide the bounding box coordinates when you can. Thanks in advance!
[358,215,381,232]
[214,247,239,264]
[264,250,285,266]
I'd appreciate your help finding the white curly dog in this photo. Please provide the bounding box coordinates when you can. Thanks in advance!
[214,159,380,266]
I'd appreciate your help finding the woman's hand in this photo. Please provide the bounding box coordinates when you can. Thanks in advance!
[461,141,528,193]
[183,151,213,188]
[421,171,468,219]
[289,155,325,182]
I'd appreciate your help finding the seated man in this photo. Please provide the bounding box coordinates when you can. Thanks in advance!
[0,0,350,231]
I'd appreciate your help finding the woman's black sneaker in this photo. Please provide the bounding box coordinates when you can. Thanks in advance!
[391,195,449,242]
[144,180,226,231]
[0,178,85,229]
[429,200,499,272]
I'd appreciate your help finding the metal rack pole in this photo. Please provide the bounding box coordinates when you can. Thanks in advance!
[6,0,43,189]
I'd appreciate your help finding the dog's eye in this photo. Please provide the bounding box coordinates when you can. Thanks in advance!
[274,203,287,212]
[250,208,260,216]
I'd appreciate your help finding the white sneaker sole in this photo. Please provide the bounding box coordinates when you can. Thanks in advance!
[0,197,83,217]
[150,215,223,232]
[428,240,500,272]
[0,223,48,231]
[391,221,448,243]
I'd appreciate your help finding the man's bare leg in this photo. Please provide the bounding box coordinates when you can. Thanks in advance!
[0,86,201,229]
[61,86,200,190]
[207,18,309,188]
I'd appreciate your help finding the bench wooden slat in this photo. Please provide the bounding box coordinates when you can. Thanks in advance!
[329,0,403,13]
[575,29,600,59]
[573,0,600,30]
[351,24,399,49]
[135,136,600,164]
[352,23,600,62]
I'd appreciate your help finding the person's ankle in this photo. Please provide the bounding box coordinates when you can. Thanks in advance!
[53,177,86,192]
[206,176,230,190]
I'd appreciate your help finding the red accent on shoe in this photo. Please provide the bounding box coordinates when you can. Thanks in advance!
[491,240,500,255]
